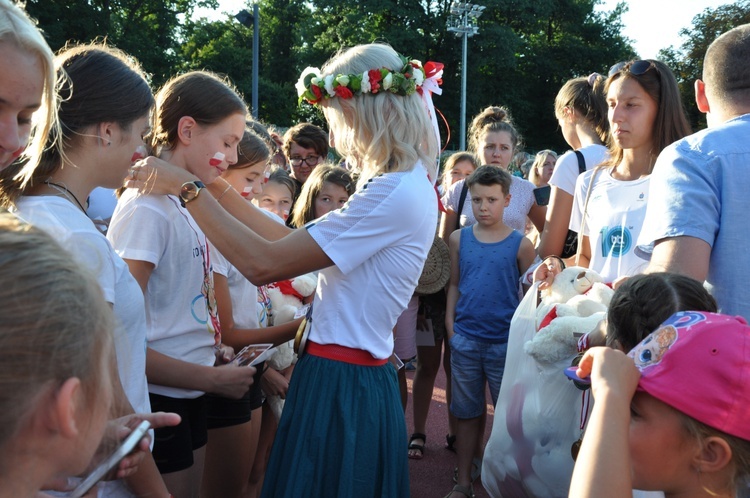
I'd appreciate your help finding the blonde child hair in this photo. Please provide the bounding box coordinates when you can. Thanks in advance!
[0,0,59,171]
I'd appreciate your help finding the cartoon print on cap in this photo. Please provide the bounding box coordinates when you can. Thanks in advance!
[629,325,678,369]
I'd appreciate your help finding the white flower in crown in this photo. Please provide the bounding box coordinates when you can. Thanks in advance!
[360,71,371,93]
[324,74,336,97]
[295,67,322,97]
[383,72,393,90]
[335,74,350,87]
[413,66,425,86]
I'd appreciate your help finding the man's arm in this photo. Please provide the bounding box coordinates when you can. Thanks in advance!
[645,236,711,282]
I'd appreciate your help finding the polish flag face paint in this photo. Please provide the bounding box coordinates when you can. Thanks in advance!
[209,152,225,167]
[263,169,271,183]
[241,186,253,198]
[131,145,147,163]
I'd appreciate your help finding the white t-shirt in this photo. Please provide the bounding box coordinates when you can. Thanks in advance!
[306,162,437,359]
[211,243,260,330]
[443,175,535,232]
[548,144,609,195]
[15,197,150,414]
[108,190,219,399]
[569,168,650,282]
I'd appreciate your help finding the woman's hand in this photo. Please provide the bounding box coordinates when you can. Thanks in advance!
[125,156,196,196]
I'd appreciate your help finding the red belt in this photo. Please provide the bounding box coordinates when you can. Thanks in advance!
[306,341,388,366]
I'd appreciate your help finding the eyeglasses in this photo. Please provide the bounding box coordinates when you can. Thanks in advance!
[289,155,321,167]
[608,60,655,78]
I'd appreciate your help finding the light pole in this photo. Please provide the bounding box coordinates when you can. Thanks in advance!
[235,5,259,119]
[447,2,485,151]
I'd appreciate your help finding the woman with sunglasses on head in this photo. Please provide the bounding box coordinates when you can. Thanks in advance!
[568,60,691,282]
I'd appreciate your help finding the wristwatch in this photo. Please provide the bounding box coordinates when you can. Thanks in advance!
[179,180,205,207]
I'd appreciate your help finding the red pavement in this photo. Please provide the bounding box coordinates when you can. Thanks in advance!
[404,352,494,498]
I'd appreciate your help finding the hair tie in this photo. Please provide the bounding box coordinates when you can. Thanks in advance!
[587,72,600,87]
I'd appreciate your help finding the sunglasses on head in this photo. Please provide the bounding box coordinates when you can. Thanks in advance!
[608,60,655,78]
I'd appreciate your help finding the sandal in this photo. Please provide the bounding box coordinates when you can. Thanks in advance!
[443,484,474,498]
[453,457,482,484]
[445,433,457,453]
[407,433,426,460]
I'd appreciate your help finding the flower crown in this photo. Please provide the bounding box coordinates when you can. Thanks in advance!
[296,54,444,105]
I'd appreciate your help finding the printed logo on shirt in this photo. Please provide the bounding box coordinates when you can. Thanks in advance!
[638,191,645,201]
[600,225,632,257]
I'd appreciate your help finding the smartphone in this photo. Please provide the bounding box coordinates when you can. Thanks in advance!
[69,420,152,498]
[533,185,551,206]
[230,343,274,367]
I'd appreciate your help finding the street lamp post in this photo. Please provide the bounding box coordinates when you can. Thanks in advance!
[235,5,259,119]
[447,2,485,151]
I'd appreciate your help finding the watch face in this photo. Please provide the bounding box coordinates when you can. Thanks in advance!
[180,181,204,205]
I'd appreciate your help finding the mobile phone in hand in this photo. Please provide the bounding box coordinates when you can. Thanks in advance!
[69,420,151,498]
[533,185,551,206]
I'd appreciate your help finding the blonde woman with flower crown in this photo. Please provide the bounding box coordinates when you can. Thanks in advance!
[125,43,442,497]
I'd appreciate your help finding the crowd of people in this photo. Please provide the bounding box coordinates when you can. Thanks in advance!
[1,1,750,497]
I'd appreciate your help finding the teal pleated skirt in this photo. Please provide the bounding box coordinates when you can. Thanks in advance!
[260,352,410,498]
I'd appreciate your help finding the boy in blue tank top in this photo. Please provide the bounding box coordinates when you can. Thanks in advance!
[445,165,536,498]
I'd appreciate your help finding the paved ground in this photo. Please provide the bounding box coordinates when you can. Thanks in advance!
[404,351,494,498]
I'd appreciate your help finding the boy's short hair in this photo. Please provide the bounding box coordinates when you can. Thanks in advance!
[282,123,329,158]
[704,24,750,107]
[466,165,512,196]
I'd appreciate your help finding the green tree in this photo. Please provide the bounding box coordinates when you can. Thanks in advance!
[658,1,750,131]
[23,0,216,86]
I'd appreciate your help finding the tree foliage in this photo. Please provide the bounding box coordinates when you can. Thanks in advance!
[24,0,637,152]
[658,1,750,131]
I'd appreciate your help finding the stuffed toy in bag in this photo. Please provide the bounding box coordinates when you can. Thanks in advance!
[265,273,317,420]
[525,267,614,365]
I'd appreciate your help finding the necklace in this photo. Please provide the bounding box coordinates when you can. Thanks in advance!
[44,181,87,213]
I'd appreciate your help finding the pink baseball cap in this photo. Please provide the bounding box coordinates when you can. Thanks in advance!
[628,311,750,441]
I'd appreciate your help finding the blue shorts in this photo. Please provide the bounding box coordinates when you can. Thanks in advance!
[449,332,508,419]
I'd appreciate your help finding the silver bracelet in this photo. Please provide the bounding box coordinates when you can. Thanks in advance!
[216,182,233,202]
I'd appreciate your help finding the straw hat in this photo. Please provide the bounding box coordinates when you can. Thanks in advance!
[415,234,451,296]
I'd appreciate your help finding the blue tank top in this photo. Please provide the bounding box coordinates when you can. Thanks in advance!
[454,227,523,343]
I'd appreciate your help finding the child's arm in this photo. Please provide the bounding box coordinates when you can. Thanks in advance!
[566,234,591,268]
[439,208,458,244]
[517,236,537,277]
[445,230,461,339]
[214,273,301,349]
[568,347,639,498]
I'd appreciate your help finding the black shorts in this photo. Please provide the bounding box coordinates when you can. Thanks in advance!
[205,361,266,430]
[149,393,208,474]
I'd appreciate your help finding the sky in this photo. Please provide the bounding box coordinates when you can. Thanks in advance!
[194,0,722,59]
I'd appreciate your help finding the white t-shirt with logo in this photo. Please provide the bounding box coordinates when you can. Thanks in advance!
[569,168,650,282]
[108,190,219,399]
[211,243,260,330]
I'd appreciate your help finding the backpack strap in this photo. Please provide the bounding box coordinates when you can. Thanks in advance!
[574,150,586,175]
[455,181,469,231]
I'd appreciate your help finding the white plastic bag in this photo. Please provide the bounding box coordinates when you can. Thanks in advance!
[482,282,583,498]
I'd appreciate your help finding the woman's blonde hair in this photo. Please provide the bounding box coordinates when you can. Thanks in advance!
[290,163,354,228]
[528,149,557,187]
[0,0,59,174]
[0,213,114,450]
[319,43,438,187]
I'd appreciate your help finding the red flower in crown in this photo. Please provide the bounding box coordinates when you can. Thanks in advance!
[334,85,353,99]
[368,69,382,94]
[310,85,323,103]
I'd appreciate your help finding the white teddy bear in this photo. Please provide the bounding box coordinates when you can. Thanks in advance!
[264,273,317,420]
[525,266,614,365]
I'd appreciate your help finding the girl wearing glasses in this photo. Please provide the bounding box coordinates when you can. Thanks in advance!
[569,60,691,282]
